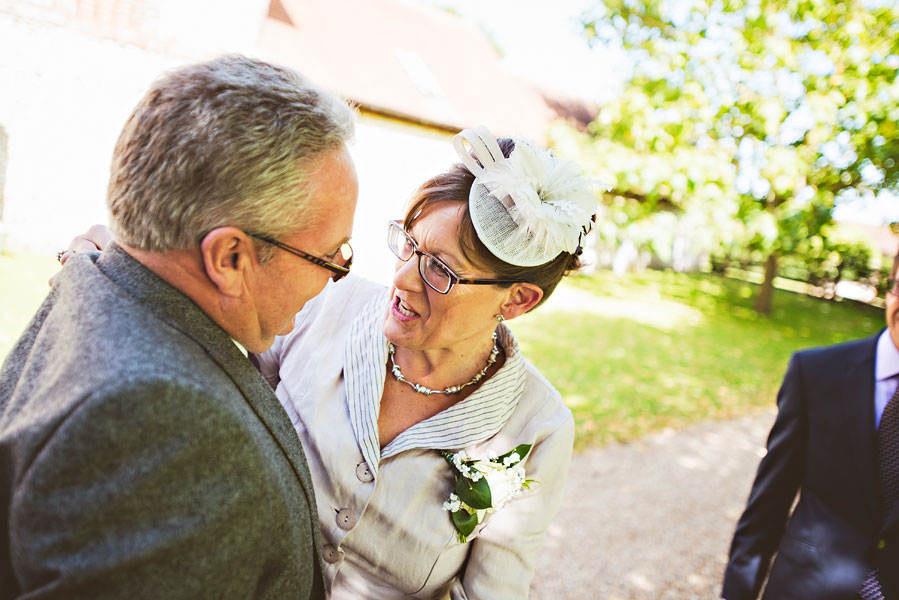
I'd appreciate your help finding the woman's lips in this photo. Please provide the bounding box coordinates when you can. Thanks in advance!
[391,295,420,322]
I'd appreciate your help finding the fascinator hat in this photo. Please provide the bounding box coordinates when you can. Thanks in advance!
[452,126,599,267]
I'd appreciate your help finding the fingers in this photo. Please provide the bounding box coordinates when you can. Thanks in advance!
[85,224,113,249]
[57,249,74,266]
[68,234,105,254]
[51,225,111,287]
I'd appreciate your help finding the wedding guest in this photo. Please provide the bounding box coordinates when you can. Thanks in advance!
[54,127,596,599]
[0,55,356,599]
[254,127,593,599]
[722,254,899,599]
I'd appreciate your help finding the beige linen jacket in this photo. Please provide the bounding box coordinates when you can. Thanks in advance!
[256,275,574,599]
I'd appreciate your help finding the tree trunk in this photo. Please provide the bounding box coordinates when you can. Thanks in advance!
[754,252,778,314]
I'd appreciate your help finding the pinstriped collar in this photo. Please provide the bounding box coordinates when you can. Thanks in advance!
[344,292,390,476]
[343,290,526,473]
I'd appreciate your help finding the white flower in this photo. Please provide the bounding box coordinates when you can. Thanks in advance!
[502,452,521,467]
[442,493,462,512]
[481,465,518,509]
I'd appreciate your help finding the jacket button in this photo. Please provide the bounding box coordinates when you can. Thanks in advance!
[322,544,343,564]
[336,508,357,530]
[355,461,374,483]
[878,539,886,550]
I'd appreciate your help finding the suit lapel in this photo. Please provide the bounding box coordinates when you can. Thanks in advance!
[92,245,323,556]
[841,334,880,528]
[205,341,322,513]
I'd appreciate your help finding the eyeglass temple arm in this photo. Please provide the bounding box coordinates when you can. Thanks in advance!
[455,278,525,285]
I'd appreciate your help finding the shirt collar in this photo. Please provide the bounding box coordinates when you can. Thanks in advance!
[232,339,249,357]
[381,323,525,459]
[343,290,526,471]
[875,329,899,381]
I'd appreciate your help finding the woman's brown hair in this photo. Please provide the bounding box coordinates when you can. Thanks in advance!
[403,138,588,309]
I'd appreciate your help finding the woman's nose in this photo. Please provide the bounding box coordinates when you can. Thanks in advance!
[393,253,425,292]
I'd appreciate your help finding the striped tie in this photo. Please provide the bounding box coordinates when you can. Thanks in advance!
[859,384,899,599]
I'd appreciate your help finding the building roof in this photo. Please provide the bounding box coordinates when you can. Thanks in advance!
[256,0,581,142]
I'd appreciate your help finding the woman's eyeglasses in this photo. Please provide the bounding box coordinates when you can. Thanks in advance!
[386,220,522,294]
[249,232,353,282]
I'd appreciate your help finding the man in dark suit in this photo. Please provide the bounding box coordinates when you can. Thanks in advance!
[722,254,899,599]
[0,55,358,599]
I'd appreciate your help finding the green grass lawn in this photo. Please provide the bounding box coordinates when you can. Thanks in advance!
[509,270,885,449]
[1,252,885,451]
[0,251,58,360]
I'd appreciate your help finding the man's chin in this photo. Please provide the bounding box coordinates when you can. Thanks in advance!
[278,315,297,337]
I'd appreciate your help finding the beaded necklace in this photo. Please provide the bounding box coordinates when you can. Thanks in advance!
[386,332,500,396]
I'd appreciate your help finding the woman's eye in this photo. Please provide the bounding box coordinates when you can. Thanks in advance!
[427,260,447,277]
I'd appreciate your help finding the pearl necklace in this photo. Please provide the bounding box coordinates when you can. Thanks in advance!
[387,332,501,396]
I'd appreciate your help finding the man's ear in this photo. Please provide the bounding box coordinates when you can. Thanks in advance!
[200,227,257,297]
[499,283,543,321]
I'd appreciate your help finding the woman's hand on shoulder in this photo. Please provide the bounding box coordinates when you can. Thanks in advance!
[50,224,113,286]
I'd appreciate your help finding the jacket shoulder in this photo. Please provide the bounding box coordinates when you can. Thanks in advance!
[793,331,880,372]
[517,360,574,434]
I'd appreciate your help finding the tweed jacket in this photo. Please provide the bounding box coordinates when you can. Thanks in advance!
[255,274,575,600]
[0,244,324,599]
[722,332,899,599]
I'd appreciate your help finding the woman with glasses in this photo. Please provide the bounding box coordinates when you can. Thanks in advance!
[252,126,597,599]
[57,126,597,600]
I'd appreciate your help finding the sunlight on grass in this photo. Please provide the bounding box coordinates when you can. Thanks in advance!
[542,285,704,331]
[0,251,57,360]
[510,270,885,450]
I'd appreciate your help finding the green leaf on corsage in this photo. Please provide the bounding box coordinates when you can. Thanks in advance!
[495,443,532,466]
[451,509,478,543]
[455,472,492,509]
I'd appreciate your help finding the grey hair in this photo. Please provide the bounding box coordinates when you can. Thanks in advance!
[107,54,354,259]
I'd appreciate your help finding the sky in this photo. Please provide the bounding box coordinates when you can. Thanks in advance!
[418,0,899,226]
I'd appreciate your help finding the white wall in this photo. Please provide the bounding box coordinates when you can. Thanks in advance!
[347,115,458,284]
[0,15,182,251]
[0,12,461,289]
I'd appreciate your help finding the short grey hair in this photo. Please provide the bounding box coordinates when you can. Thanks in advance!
[107,55,354,258]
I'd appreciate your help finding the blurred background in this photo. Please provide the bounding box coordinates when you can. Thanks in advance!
[1,0,898,596]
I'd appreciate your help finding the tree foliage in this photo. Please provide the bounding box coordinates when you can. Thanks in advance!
[562,0,899,312]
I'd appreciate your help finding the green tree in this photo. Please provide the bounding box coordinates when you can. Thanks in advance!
[570,0,899,312]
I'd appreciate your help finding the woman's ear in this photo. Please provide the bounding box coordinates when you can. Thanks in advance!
[499,283,543,320]
[200,227,257,297]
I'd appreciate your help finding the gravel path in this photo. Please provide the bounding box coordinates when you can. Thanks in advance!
[529,410,777,599]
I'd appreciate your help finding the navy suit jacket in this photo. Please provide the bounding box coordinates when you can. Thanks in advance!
[722,332,899,599]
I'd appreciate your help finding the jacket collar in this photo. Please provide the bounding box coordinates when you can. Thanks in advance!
[343,290,525,475]
[841,331,881,530]
[91,244,323,551]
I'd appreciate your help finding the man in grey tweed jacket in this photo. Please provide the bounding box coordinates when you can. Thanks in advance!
[0,56,358,599]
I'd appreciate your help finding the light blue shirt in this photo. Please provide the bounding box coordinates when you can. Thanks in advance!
[874,329,899,428]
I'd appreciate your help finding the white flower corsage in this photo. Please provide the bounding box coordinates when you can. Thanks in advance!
[440,444,537,543]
